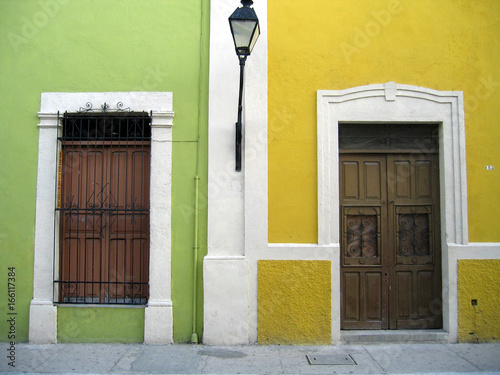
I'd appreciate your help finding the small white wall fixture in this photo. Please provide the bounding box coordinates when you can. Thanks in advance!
[317,82,468,342]
[30,92,174,344]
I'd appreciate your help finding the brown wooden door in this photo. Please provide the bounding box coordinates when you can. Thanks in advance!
[59,143,150,303]
[340,153,441,329]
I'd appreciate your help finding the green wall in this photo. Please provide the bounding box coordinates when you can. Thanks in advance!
[58,307,145,343]
[0,0,209,343]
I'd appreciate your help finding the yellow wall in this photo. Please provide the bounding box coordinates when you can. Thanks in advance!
[268,0,500,243]
[458,259,500,342]
[258,260,331,344]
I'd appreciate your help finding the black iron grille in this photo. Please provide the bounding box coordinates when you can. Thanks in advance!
[54,111,151,305]
[339,123,439,151]
[62,112,151,140]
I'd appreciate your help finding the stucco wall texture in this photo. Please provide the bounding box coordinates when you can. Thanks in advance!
[258,260,331,345]
[268,0,500,243]
[58,307,144,343]
[0,0,209,342]
[458,259,500,343]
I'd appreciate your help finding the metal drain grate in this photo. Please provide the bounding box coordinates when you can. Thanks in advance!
[306,354,356,365]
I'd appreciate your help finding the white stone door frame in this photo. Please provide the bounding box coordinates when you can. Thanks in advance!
[317,82,468,342]
[30,92,174,344]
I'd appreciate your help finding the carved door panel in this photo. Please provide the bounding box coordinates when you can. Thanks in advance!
[387,154,441,329]
[340,155,388,329]
[340,153,441,329]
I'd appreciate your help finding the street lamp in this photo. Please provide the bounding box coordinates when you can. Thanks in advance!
[229,0,260,171]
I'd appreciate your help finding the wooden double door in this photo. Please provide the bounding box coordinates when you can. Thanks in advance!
[340,153,442,329]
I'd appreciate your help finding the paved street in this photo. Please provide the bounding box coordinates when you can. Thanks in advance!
[1,342,500,374]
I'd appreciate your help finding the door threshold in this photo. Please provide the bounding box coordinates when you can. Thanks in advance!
[341,330,448,344]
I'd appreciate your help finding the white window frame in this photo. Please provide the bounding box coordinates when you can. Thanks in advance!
[29,92,174,344]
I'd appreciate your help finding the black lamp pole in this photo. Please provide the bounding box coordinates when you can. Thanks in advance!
[229,0,260,171]
[235,54,246,171]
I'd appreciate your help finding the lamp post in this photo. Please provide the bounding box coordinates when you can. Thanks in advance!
[229,0,260,171]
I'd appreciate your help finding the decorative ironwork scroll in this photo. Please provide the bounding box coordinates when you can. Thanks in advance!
[346,215,378,258]
[78,101,131,113]
[398,213,430,256]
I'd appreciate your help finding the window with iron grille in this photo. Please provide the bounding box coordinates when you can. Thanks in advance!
[55,110,151,304]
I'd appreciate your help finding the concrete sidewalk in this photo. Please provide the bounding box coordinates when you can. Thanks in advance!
[1,342,499,375]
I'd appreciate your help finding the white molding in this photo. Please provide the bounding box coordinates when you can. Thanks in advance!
[468,242,500,247]
[317,82,469,343]
[145,109,174,344]
[151,111,175,128]
[30,113,59,343]
[204,255,246,261]
[30,92,174,344]
[37,113,60,127]
[39,92,173,113]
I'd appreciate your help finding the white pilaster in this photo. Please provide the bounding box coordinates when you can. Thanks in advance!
[29,114,59,343]
[204,0,269,344]
[144,110,174,344]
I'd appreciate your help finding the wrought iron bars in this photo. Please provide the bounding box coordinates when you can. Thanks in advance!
[54,111,151,305]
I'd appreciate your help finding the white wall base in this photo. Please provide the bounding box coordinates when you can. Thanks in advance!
[29,300,57,343]
[144,300,173,344]
[203,257,249,345]
[330,245,342,345]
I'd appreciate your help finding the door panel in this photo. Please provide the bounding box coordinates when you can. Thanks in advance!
[341,153,441,330]
[365,272,383,321]
[395,271,412,319]
[387,154,441,329]
[342,161,360,199]
[394,161,411,198]
[415,160,432,198]
[343,272,360,321]
[342,271,384,329]
[340,155,388,329]
[364,161,382,199]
